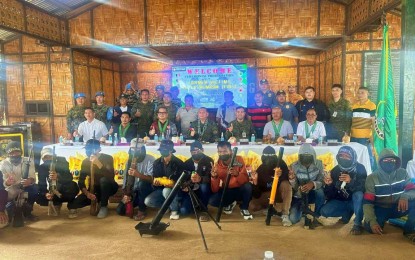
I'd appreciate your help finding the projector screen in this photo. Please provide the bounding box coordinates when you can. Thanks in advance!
[172,64,248,108]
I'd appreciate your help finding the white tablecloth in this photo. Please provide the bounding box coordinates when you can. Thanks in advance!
[44,142,372,174]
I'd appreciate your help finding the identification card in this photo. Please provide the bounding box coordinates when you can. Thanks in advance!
[332,111,337,117]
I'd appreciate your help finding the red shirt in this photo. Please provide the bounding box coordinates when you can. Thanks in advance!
[211,156,249,193]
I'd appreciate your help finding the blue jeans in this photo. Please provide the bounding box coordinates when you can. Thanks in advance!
[351,137,376,171]
[320,191,364,226]
[364,200,415,234]
[144,186,179,212]
[209,182,252,210]
[289,188,325,224]
[179,183,211,216]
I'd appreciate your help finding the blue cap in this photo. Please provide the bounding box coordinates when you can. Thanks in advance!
[155,85,165,91]
[95,91,105,97]
[74,92,86,99]
[126,83,132,90]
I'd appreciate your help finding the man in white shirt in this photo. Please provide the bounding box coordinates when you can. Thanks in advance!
[75,107,109,142]
[296,108,326,142]
[176,94,198,137]
[263,107,294,139]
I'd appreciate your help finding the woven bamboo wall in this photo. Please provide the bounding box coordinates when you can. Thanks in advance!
[320,0,345,36]
[23,64,50,101]
[69,11,92,46]
[5,65,24,116]
[51,63,72,116]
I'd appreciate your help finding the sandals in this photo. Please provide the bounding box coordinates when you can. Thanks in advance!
[405,233,415,244]
[134,211,146,221]
[350,225,363,235]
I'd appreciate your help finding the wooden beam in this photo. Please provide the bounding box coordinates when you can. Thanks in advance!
[64,1,105,19]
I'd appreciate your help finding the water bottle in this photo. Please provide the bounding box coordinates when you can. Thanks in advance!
[179,133,184,142]
[108,134,113,144]
[318,136,323,145]
[264,251,275,260]
[74,134,79,143]
[293,134,298,142]
[220,132,224,141]
[242,130,247,138]
[161,133,165,141]
[154,134,159,142]
[59,135,64,144]
[250,134,255,143]
[114,133,118,145]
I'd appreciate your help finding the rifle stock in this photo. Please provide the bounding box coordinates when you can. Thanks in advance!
[215,147,238,223]
[89,131,100,216]
[48,146,61,216]
[125,134,140,218]
[265,147,284,226]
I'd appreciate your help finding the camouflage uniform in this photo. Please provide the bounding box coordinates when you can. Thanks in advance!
[225,119,256,141]
[188,119,219,143]
[93,104,110,126]
[154,104,179,124]
[125,93,139,107]
[131,101,154,137]
[328,98,352,141]
[66,105,86,133]
[172,98,184,108]
[152,97,164,112]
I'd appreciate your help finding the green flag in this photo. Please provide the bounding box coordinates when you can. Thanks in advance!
[373,24,398,157]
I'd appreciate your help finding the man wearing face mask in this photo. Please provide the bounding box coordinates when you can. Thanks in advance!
[0,141,38,222]
[36,147,79,217]
[288,143,325,227]
[209,141,253,220]
[117,139,155,221]
[68,140,118,219]
[144,140,185,220]
[320,146,367,235]
[181,141,213,221]
[363,149,415,243]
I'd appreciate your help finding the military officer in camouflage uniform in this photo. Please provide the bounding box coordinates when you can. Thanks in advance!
[152,85,165,111]
[131,89,154,138]
[225,106,255,141]
[170,86,184,108]
[93,91,110,127]
[188,107,219,143]
[124,82,139,107]
[259,79,277,107]
[327,84,352,141]
[66,93,87,140]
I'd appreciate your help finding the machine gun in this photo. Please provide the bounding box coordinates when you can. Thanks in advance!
[48,146,62,216]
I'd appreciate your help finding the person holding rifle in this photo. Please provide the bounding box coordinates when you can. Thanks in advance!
[36,147,79,217]
[68,139,118,219]
[249,146,293,227]
[0,141,38,223]
[209,141,253,220]
[117,138,155,221]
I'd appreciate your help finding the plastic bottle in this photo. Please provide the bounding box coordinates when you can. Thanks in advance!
[74,134,79,143]
[108,134,113,144]
[318,136,323,145]
[161,133,165,141]
[114,133,118,145]
[220,132,224,141]
[59,135,64,144]
[179,133,184,142]
[250,134,255,143]
[154,134,159,142]
[242,130,247,138]
[293,134,298,142]
[264,251,275,260]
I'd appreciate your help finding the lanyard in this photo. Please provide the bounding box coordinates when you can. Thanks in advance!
[118,123,130,138]
[158,120,169,134]
[197,120,208,136]
[305,122,317,138]
[272,120,284,136]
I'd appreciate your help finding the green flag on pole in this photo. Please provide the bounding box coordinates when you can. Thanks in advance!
[373,24,398,157]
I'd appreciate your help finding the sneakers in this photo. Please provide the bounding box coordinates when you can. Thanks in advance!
[68,209,78,219]
[169,211,180,220]
[282,215,292,227]
[97,207,108,219]
[223,201,237,215]
[199,212,209,222]
[240,209,253,220]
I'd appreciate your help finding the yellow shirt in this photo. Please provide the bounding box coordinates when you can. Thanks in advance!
[351,99,376,138]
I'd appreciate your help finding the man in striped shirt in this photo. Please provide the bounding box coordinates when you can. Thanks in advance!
[247,91,271,139]
[351,87,376,170]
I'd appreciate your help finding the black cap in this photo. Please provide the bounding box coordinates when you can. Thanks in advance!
[276,90,286,96]
[190,141,203,151]
[260,79,269,84]
[5,141,22,154]
[155,85,165,91]
[85,139,100,150]
[262,146,276,156]
[119,93,128,99]
[158,140,176,153]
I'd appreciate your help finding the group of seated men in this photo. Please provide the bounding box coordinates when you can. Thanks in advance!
[0,138,414,245]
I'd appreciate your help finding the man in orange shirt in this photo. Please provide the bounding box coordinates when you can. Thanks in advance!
[287,85,304,105]
[209,141,253,220]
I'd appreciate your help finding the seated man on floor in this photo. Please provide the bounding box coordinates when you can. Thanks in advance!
[181,141,213,221]
[320,146,367,234]
[209,141,253,220]
[117,138,155,221]
[249,146,293,226]
[0,141,38,223]
[363,148,415,244]
[36,147,79,217]
[144,140,185,220]
[288,143,325,227]
[68,140,118,219]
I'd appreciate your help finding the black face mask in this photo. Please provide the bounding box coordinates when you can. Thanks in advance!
[380,160,396,173]
[338,158,353,168]
[9,156,22,165]
[219,154,231,162]
[299,154,313,167]
[192,153,203,161]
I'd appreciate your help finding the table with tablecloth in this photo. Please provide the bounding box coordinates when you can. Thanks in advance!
[43,142,372,181]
